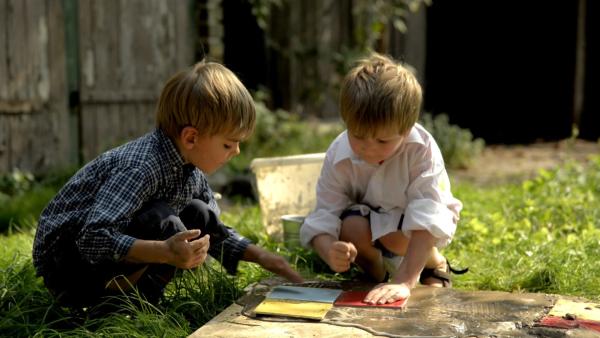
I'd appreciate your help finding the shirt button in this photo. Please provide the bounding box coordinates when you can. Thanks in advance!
[172,166,178,172]
[113,253,120,260]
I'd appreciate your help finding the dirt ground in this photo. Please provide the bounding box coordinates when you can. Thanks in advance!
[451,139,600,186]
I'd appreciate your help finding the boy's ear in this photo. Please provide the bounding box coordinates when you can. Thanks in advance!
[180,126,198,149]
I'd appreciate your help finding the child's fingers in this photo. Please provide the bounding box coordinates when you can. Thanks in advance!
[347,243,358,262]
[331,241,352,255]
[189,235,210,251]
[174,229,201,242]
[364,284,409,304]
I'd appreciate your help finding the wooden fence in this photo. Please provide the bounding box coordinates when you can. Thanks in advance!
[0,0,197,174]
[77,0,195,161]
[0,0,427,174]
[0,0,70,173]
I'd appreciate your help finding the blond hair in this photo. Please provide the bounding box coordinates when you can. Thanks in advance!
[340,53,422,137]
[156,60,256,140]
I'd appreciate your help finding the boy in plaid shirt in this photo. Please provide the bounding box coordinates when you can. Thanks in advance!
[33,60,302,309]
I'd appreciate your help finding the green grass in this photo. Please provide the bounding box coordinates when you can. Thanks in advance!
[1,156,600,336]
[447,158,600,298]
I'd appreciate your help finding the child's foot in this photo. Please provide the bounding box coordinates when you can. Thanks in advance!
[421,259,448,287]
[420,258,468,288]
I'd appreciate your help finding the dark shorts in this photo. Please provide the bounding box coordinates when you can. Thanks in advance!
[339,208,404,258]
[43,199,219,308]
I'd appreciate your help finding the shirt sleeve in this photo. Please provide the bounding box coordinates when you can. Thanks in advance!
[196,172,252,275]
[300,153,351,248]
[208,228,252,275]
[77,166,156,264]
[402,141,462,248]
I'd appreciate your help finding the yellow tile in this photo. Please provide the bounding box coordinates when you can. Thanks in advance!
[254,299,333,320]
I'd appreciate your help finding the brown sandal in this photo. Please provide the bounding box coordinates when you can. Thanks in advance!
[419,259,468,287]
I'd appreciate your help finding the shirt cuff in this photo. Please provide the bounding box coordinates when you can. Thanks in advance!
[300,209,342,248]
[208,228,252,275]
[113,233,137,262]
[402,199,457,248]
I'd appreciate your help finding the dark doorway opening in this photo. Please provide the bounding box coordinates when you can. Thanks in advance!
[222,0,267,92]
[424,1,578,144]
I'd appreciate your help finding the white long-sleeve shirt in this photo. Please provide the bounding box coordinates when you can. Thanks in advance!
[300,123,462,249]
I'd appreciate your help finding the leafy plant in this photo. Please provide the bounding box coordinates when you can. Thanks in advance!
[0,169,35,198]
[0,168,75,234]
[420,113,485,169]
[246,0,432,117]
[226,100,344,175]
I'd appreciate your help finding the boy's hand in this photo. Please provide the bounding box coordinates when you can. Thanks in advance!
[244,244,304,283]
[326,241,357,272]
[257,251,304,283]
[165,229,210,269]
[364,282,410,305]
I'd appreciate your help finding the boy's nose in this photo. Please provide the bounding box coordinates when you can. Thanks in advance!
[232,144,240,157]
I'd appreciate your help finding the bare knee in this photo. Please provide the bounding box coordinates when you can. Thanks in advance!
[378,231,409,256]
[339,216,373,251]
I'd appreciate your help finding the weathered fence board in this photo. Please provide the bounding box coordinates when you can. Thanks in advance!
[0,0,69,173]
[0,2,7,101]
[78,0,194,161]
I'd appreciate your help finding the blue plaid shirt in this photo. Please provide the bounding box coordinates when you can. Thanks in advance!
[33,128,251,277]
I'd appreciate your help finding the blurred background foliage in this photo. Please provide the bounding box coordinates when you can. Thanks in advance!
[0,101,483,232]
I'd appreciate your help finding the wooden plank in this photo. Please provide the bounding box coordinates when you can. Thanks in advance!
[316,0,338,117]
[27,111,45,170]
[97,102,114,152]
[7,0,27,101]
[47,0,70,168]
[78,0,96,95]
[174,0,193,68]
[0,0,8,101]
[140,102,155,136]
[0,115,10,172]
[81,89,157,103]
[119,0,141,89]
[85,0,120,95]
[80,104,97,162]
[28,0,48,102]
[75,0,195,163]
[0,0,69,173]
[404,5,427,84]
[8,114,28,169]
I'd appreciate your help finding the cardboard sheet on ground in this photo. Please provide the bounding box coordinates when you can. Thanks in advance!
[196,285,562,337]
[334,290,407,308]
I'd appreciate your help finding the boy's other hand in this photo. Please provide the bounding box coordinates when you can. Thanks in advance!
[327,241,357,272]
[364,282,410,305]
[244,244,304,283]
[166,229,210,269]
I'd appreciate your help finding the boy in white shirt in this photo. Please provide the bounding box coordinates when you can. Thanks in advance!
[300,53,466,305]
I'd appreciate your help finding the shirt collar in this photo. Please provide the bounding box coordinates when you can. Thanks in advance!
[405,123,427,145]
[333,131,356,165]
[155,128,187,169]
[332,124,428,165]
